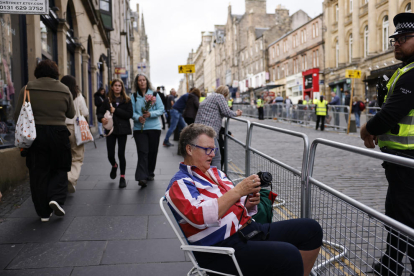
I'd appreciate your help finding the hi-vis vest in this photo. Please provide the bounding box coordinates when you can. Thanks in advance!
[303,100,308,105]
[200,97,206,103]
[378,61,414,150]
[257,99,264,108]
[316,100,327,116]
[228,100,233,107]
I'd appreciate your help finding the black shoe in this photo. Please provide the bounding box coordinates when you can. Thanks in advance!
[138,180,147,187]
[110,164,118,179]
[147,176,154,181]
[119,177,126,188]
[49,201,65,216]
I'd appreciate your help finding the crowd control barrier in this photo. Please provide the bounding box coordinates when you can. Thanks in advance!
[224,117,414,275]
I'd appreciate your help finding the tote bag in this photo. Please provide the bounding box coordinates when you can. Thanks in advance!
[15,86,36,148]
[74,98,94,146]
[103,103,114,136]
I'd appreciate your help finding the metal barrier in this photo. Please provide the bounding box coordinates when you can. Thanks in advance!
[224,117,414,275]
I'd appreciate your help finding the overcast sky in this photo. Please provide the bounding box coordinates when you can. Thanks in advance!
[129,0,323,93]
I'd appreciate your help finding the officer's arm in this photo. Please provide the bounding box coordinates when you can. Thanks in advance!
[366,73,414,136]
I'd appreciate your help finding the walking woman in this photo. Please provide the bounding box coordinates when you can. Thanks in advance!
[182,88,201,125]
[132,74,164,187]
[97,79,133,188]
[62,75,88,193]
[14,60,75,222]
[94,87,106,138]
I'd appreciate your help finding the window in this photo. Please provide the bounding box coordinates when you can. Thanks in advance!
[364,26,369,57]
[286,62,289,76]
[316,22,319,37]
[277,44,280,56]
[100,0,112,29]
[336,40,339,67]
[304,29,307,42]
[256,61,258,71]
[316,49,319,67]
[313,24,316,38]
[273,68,276,80]
[260,41,263,50]
[406,3,412,12]
[234,25,237,36]
[293,34,296,48]
[277,66,280,79]
[242,52,244,61]
[349,0,353,13]
[301,30,304,43]
[349,34,353,63]
[383,16,389,51]
[335,4,339,22]
[256,43,258,53]
[303,54,307,70]
[273,47,275,58]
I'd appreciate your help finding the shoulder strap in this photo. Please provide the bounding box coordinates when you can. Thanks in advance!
[23,86,30,103]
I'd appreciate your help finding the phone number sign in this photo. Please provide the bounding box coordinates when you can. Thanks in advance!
[0,0,49,15]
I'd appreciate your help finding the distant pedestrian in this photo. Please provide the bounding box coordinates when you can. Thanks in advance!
[156,86,167,130]
[132,74,164,187]
[368,96,378,115]
[352,96,362,128]
[163,90,189,147]
[275,93,284,117]
[98,79,133,189]
[344,91,350,122]
[257,96,264,120]
[183,88,201,125]
[62,75,88,194]
[228,97,234,110]
[194,85,242,167]
[200,92,206,103]
[14,60,75,222]
[165,89,176,127]
[328,92,341,128]
[315,95,327,131]
[285,96,292,119]
[94,87,106,138]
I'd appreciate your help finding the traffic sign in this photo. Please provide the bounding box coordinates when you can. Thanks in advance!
[178,64,196,74]
[345,69,361,79]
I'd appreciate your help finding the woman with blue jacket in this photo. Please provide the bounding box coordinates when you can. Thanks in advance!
[132,74,165,187]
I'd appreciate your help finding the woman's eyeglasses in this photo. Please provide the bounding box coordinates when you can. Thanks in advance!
[189,144,219,155]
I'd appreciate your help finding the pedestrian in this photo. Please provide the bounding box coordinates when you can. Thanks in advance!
[285,96,292,119]
[360,13,414,276]
[165,89,176,128]
[98,79,133,189]
[156,86,167,130]
[275,93,284,118]
[194,85,242,167]
[269,96,277,119]
[315,95,327,131]
[162,89,189,147]
[344,91,350,123]
[368,96,378,115]
[228,97,234,110]
[183,88,200,125]
[14,60,75,222]
[131,74,164,187]
[352,96,362,128]
[94,87,106,138]
[328,92,341,128]
[62,75,88,194]
[257,96,264,120]
[200,91,206,103]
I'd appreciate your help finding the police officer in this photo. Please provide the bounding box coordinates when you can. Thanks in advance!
[257,96,264,120]
[315,95,327,131]
[360,13,414,276]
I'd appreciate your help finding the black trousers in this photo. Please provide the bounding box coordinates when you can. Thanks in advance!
[106,134,127,175]
[184,117,195,125]
[133,129,161,181]
[258,107,264,120]
[194,219,323,276]
[160,113,166,129]
[315,115,325,131]
[26,125,71,218]
[379,162,414,275]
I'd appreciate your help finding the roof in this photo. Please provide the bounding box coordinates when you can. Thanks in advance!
[255,28,269,39]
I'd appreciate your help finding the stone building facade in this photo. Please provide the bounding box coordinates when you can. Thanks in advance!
[268,14,324,103]
[324,0,413,104]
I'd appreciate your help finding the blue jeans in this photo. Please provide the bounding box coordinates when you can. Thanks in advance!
[355,112,360,127]
[164,109,187,142]
[98,122,103,135]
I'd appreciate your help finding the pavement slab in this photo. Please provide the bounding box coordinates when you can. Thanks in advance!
[0,267,73,276]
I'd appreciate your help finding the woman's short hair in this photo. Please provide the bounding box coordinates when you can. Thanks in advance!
[34,60,59,79]
[191,88,201,98]
[215,85,229,98]
[180,124,216,157]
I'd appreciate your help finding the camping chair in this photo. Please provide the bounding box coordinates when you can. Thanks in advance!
[159,197,243,276]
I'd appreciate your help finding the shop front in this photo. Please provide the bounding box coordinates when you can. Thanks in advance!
[286,73,303,104]
[328,78,351,105]
[302,68,319,102]
[363,63,402,101]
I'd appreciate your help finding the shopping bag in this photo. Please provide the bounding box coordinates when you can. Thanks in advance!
[15,86,36,148]
[74,101,94,146]
[103,103,114,136]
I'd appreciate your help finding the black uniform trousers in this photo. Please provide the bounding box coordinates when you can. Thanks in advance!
[380,161,414,275]
[26,125,71,218]
[315,115,325,131]
[133,129,161,181]
[106,134,128,175]
[258,107,264,120]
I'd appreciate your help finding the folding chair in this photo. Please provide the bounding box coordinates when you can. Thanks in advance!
[159,197,243,276]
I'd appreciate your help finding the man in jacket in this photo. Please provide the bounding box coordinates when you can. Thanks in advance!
[163,90,189,147]
[165,89,176,128]
[360,13,414,276]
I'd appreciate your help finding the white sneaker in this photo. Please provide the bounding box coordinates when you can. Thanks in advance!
[40,213,53,222]
[49,201,65,216]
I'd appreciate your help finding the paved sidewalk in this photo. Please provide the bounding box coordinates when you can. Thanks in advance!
[0,129,193,276]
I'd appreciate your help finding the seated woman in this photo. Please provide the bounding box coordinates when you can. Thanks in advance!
[165,124,323,276]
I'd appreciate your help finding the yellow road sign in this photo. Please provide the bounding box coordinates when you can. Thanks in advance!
[178,64,196,74]
[345,69,361,79]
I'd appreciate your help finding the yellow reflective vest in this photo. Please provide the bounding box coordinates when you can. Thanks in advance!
[200,97,206,103]
[228,100,233,107]
[303,100,308,105]
[257,99,263,108]
[378,62,414,150]
[315,100,327,116]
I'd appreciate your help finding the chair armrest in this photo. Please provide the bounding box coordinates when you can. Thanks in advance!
[181,245,235,255]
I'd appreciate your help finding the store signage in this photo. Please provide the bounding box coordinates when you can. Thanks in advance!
[115,67,126,74]
[304,74,313,89]
[0,0,49,15]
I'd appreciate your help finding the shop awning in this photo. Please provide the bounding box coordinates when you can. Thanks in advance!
[363,63,402,82]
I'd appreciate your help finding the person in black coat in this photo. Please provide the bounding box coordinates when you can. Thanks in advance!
[183,88,201,125]
[97,79,133,188]
[156,87,167,130]
[94,87,106,137]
